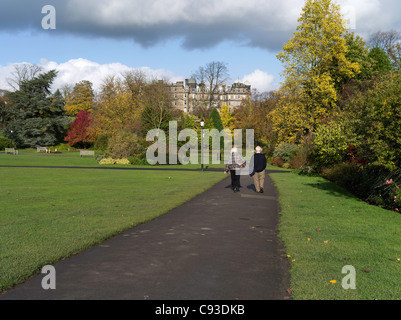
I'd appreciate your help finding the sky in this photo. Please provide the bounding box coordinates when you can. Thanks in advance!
[0,0,401,94]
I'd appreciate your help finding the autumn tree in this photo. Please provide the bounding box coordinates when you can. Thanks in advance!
[141,79,178,133]
[64,110,94,148]
[273,0,360,144]
[64,80,95,116]
[91,74,144,140]
[219,103,234,129]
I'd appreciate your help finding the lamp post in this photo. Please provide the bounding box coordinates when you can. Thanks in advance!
[10,130,14,148]
[200,120,204,171]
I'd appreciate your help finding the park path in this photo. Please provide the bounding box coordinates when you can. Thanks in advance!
[1,172,290,300]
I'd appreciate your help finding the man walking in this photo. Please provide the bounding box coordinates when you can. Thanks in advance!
[250,146,267,193]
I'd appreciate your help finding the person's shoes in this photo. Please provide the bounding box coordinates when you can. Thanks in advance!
[260,188,264,193]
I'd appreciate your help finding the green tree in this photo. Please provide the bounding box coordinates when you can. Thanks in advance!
[368,47,393,73]
[273,0,360,144]
[209,108,224,131]
[339,72,401,169]
[6,70,70,147]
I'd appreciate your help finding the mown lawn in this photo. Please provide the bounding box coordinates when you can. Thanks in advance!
[0,149,226,170]
[270,170,401,300]
[0,162,226,291]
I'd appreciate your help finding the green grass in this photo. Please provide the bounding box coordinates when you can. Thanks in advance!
[270,170,401,300]
[0,162,226,291]
[0,149,226,169]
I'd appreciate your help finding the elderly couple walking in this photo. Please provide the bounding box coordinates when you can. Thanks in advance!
[224,146,267,193]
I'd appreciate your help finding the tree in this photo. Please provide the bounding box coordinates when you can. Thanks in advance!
[192,61,229,109]
[368,47,393,73]
[141,80,178,133]
[5,70,70,147]
[64,80,95,116]
[209,108,224,131]
[273,0,360,144]
[64,110,94,148]
[220,103,234,129]
[339,72,401,169]
[6,63,43,91]
[91,75,144,139]
[368,30,401,69]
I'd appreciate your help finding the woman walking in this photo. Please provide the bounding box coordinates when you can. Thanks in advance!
[224,147,246,193]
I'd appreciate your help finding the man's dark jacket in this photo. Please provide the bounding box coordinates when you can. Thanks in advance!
[250,153,267,176]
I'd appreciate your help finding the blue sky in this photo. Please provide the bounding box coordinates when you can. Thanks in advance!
[1,0,400,93]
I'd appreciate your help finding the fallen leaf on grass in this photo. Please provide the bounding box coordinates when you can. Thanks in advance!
[316,228,321,232]
[323,240,329,244]
[330,280,337,284]
[363,270,371,273]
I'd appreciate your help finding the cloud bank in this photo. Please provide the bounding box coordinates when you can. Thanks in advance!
[0,59,276,93]
[1,0,400,51]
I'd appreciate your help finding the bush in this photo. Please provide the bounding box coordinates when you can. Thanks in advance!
[94,135,109,151]
[50,143,76,151]
[0,137,10,150]
[107,131,143,159]
[271,157,285,168]
[309,122,351,169]
[99,157,130,165]
[321,162,401,212]
[128,156,150,165]
[273,143,299,163]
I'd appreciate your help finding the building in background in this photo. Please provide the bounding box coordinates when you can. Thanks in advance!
[169,78,251,114]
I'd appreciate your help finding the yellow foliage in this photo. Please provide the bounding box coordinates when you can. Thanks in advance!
[273,0,360,144]
[99,157,131,165]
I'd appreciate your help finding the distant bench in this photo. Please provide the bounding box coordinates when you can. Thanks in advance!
[5,148,18,155]
[37,147,48,152]
[80,150,95,157]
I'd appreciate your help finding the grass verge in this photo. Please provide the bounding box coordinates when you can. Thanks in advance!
[269,170,401,300]
[0,166,226,291]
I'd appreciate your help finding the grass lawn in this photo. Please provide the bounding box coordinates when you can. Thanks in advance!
[0,154,226,291]
[270,170,401,300]
[0,149,226,170]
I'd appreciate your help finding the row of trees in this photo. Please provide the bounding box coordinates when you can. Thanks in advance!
[0,62,234,162]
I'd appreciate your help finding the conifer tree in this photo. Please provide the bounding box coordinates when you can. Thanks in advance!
[6,70,70,147]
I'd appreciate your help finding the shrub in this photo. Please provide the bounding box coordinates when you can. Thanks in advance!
[321,162,401,212]
[0,137,10,150]
[107,131,142,159]
[94,135,109,151]
[273,143,299,163]
[99,157,130,165]
[309,122,352,169]
[128,156,150,166]
[271,157,285,168]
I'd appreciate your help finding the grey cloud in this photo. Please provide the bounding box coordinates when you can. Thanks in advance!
[0,0,401,51]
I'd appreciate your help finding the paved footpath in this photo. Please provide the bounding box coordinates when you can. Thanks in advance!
[1,172,291,300]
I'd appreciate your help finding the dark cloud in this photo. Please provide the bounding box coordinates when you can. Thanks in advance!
[1,0,401,51]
